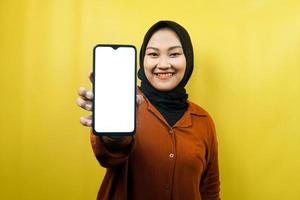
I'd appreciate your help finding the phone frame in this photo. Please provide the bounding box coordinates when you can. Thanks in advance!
[92,44,137,136]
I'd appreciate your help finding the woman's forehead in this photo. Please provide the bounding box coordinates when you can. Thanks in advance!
[146,28,182,48]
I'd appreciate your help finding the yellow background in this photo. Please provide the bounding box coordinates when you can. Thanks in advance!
[1,0,300,199]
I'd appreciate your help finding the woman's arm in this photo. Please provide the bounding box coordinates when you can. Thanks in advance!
[90,132,135,168]
[200,116,221,200]
[77,72,143,168]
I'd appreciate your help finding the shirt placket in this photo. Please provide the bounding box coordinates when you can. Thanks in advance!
[146,101,191,199]
[166,127,176,200]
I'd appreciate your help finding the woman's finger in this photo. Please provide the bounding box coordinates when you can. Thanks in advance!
[78,87,87,98]
[76,97,92,111]
[78,87,93,100]
[89,71,94,83]
[76,97,85,108]
[85,90,94,100]
[85,100,93,111]
[80,115,93,127]
[136,95,144,105]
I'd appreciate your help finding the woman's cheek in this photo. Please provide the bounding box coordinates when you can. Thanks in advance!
[176,57,186,68]
[144,60,156,71]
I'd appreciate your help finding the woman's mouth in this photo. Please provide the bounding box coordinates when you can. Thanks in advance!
[154,72,175,80]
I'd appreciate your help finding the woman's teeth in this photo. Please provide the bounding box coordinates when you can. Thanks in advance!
[155,73,173,77]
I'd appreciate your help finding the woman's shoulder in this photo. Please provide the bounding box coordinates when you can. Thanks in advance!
[188,100,217,137]
[187,100,210,117]
[187,100,216,126]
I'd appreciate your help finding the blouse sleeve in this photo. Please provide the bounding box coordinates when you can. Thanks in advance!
[90,129,135,168]
[200,116,221,200]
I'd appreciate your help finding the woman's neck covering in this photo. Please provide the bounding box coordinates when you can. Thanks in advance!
[138,20,194,126]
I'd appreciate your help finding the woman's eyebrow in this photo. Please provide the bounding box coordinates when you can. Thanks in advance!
[169,46,183,50]
[146,47,159,51]
[146,46,183,51]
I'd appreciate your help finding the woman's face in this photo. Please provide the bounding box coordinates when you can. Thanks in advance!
[144,28,186,91]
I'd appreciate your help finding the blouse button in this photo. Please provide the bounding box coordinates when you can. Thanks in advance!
[164,184,170,191]
[169,153,174,158]
[169,129,174,134]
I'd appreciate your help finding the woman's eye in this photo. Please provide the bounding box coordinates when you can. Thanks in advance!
[147,53,158,57]
[170,53,181,57]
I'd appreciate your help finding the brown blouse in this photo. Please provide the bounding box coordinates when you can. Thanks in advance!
[90,90,220,200]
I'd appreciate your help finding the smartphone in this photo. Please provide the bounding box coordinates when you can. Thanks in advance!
[92,44,136,136]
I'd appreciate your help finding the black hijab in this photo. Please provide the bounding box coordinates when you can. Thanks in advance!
[138,20,194,126]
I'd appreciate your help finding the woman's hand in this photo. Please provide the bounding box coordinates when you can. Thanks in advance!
[76,72,94,127]
[76,71,144,127]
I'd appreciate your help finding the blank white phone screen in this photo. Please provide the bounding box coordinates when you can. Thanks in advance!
[94,46,135,134]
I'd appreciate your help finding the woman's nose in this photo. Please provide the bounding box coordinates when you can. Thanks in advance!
[157,57,171,69]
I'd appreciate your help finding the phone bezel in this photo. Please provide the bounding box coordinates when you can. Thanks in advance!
[92,44,137,136]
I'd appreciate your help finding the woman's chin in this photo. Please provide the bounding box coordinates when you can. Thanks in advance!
[152,83,176,92]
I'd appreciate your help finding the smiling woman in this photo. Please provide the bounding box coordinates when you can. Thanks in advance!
[77,20,220,200]
[144,28,186,91]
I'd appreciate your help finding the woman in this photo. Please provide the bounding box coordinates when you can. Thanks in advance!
[77,20,220,200]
